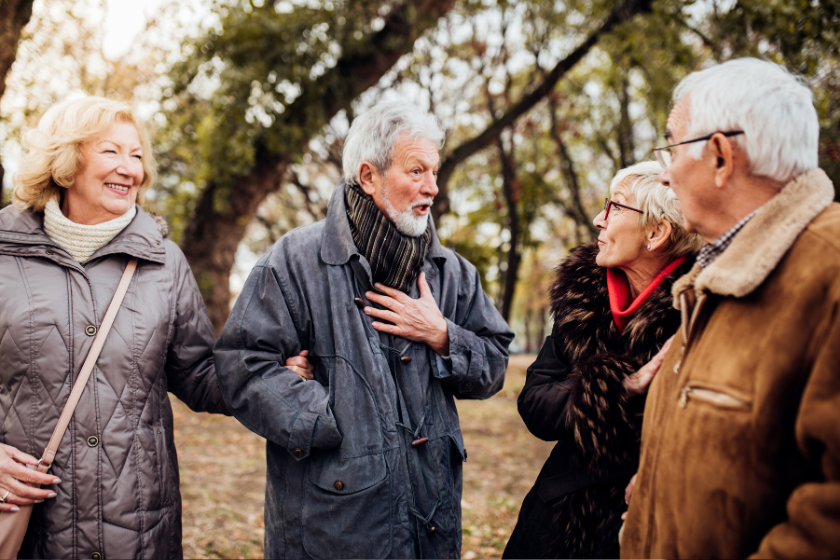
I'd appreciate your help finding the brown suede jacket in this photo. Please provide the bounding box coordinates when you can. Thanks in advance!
[621,168,840,559]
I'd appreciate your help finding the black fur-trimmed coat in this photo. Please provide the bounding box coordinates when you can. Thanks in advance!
[503,242,694,559]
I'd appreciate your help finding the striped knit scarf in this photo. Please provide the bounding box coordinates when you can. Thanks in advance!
[345,182,432,293]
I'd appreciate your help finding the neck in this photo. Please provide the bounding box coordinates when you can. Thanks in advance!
[700,175,781,243]
[620,253,673,298]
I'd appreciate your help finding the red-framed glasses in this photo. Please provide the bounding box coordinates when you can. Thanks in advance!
[603,198,643,220]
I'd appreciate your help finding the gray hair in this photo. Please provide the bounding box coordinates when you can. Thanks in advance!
[673,58,818,185]
[342,101,445,185]
[610,161,704,258]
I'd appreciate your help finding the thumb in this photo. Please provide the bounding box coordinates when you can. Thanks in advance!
[299,350,310,357]
[418,272,432,300]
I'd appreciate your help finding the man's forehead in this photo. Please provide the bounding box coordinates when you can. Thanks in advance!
[396,135,440,161]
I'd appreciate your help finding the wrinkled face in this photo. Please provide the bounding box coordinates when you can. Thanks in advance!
[659,96,710,236]
[374,134,439,237]
[64,121,144,224]
[592,183,647,269]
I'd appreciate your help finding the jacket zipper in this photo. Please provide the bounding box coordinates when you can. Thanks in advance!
[678,385,750,410]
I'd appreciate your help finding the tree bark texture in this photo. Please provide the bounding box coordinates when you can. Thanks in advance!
[179,0,455,333]
[432,0,653,223]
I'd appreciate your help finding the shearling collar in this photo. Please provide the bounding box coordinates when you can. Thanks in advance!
[673,168,835,303]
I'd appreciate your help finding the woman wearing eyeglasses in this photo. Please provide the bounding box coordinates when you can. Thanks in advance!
[503,161,703,559]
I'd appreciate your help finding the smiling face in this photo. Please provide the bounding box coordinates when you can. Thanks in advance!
[362,133,440,237]
[62,121,144,225]
[592,183,648,269]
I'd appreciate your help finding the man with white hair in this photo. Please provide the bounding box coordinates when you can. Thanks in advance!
[621,58,840,558]
[214,102,513,559]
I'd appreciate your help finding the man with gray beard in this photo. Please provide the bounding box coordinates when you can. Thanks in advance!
[214,102,514,559]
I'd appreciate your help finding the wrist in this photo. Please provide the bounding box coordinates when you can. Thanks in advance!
[430,319,450,356]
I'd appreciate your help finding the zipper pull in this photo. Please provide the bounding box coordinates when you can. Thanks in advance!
[679,386,692,408]
[673,344,685,375]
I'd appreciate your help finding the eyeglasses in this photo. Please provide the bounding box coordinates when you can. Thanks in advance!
[652,130,745,169]
[603,198,643,220]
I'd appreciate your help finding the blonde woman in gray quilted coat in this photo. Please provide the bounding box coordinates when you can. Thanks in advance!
[0,96,312,559]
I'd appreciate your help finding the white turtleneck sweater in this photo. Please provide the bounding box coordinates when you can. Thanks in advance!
[43,197,137,263]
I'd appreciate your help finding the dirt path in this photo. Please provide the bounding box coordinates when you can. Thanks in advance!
[172,354,552,559]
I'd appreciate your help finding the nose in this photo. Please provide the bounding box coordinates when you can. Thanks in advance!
[593,209,607,230]
[422,171,439,199]
[660,168,670,187]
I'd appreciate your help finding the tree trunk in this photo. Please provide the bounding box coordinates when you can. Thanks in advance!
[432,0,653,223]
[498,137,521,323]
[179,0,455,333]
[0,0,35,205]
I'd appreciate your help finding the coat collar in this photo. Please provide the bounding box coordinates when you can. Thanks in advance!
[0,203,167,265]
[673,168,835,302]
[320,179,448,266]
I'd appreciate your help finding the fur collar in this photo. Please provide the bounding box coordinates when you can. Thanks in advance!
[674,168,834,301]
[551,242,693,365]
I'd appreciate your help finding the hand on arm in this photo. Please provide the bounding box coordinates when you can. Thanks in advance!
[363,272,450,355]
[621,473,638,520]
[285,350,314,381]
[0,443,61,512]
[623,336,674,396]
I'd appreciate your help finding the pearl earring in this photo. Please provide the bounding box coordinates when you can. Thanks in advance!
[646,244,651,250]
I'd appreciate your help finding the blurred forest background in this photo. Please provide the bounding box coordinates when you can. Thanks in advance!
[2,0,840,346]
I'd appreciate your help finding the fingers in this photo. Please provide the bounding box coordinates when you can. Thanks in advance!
[656,335,675,358]
[371,321,400,336]
[625,473,637,504]
[363,306,401,325]
[372,282,404,300]
[2,444,39,467]
[364,290,400,312]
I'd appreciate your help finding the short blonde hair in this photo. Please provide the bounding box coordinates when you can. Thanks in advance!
[13,96,157,212]
[609,161,704,258]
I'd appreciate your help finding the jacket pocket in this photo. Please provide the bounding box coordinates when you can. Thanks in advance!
[302,452,392,559]
[678,383,752,411]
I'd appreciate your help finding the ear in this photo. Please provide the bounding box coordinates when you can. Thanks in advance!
[357,162,379,196]
[707,133,735,189]
[647,218,673,253]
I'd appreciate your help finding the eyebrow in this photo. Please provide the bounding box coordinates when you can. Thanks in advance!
[97,139,142,151]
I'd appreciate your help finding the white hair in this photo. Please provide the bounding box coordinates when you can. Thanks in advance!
[673,58,818,185]
[610,161,704,257]
[342,101,445,185]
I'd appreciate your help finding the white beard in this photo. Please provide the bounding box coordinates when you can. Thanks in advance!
[382,188,431,237]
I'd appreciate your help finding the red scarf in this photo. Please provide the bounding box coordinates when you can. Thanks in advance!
[606,256,687,333]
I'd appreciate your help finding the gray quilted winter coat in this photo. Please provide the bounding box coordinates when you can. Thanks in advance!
[215,181,514,559]
[0,204,229,560]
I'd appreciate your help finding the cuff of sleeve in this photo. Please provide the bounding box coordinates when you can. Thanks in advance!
[437,319,483,395]
[287,411,342,460]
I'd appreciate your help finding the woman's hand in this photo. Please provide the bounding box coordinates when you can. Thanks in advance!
[0,443,61,512]
[285,350,314,381]
[621,473,638,521]
[623,335,675,396]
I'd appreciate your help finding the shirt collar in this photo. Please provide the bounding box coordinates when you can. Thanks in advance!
[696,207,761,268]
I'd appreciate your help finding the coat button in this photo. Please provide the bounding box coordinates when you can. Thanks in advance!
[91,552,103,560]
[87,436,99,447]
[462,382,473,390]
[411,437,428,447]
[293,448,304,458]
[400,355,412,363]
[45,250,54,256]
[426,526,436,536]
[85,325,97,336]
[353,297,365,308]
[334,480,344,491]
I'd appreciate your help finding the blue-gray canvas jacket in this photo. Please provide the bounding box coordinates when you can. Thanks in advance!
[214,181,513,559]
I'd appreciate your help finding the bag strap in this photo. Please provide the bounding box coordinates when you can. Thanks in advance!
[36,257,139,474]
